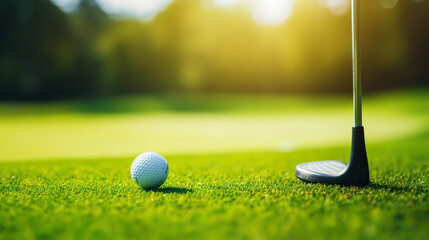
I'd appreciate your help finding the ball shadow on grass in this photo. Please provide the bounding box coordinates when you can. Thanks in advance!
[144,186,192,194]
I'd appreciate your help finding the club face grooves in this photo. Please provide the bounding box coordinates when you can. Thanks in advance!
[296,127,369,186]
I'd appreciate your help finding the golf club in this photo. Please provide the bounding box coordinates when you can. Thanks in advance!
[295,0,370,186]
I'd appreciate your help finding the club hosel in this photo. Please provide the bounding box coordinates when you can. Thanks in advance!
[346,126,370,185]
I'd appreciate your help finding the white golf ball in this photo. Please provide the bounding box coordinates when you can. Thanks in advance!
[130,152,169,189]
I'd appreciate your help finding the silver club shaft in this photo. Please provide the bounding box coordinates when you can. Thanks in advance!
[352,0,362,127]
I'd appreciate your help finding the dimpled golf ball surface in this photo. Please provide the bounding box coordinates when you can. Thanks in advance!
[131,152,169,189]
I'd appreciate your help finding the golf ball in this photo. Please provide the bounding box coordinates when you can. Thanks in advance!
[130,152,169,189]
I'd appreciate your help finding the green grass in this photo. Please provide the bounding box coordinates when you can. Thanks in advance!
[0,130,428,240]
[1,89,428,239]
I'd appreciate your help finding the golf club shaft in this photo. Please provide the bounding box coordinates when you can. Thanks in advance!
[352,0,362,127]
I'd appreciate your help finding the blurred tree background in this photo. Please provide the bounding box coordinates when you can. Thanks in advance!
[0,0,428,100]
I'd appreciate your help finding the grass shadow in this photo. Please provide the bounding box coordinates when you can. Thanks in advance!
[147,187,192,194]
[368,182,427,193]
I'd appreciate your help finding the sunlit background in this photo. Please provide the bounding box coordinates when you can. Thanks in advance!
[0,0,428,160]
[1,0,428,99]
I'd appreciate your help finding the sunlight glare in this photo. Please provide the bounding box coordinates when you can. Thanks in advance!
[251,0,294,26]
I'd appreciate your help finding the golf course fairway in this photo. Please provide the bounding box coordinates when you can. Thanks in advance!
[0,89,428,239]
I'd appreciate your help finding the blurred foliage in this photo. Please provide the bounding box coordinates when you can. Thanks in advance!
[0,0,428,100]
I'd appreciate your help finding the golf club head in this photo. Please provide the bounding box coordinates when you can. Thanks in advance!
[295,126,370,186]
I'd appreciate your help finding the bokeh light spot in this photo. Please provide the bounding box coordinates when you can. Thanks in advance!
[379,0,399,9]
[318,0,349,16]
[213,0,242,8]
[251,0,294,26]
[51,0,79,12]
[97,0,173,21]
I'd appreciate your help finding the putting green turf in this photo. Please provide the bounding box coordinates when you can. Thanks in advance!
[0,89,428,161]
[1,130,428,240]
[0,89,428,239]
